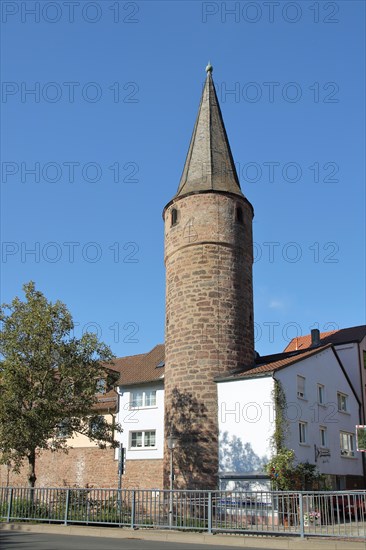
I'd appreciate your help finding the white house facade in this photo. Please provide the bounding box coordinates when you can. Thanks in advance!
[216,343,364,490]
[285,326,366,423]
[117,382,165,462]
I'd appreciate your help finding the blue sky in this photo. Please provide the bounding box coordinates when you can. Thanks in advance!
[1,0,365,358]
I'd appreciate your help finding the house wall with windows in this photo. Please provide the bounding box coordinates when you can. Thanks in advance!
[117,382,164,460]
[115,381,164,489]
[333,336,366,424]
[335,343,362,405]
[276,347,363,483]
[215,345,364,490]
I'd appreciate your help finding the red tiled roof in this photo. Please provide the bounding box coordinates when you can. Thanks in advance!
[92,346,164,409]
[284,325,366,352]
[111,344,165,386]
[219,344,333,380]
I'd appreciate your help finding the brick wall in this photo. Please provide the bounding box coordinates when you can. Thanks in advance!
[122,459,163,489]
[0,450,163,489]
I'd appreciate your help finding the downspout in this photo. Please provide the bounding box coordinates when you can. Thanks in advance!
[356,344,366,486]
[356,343,365,423]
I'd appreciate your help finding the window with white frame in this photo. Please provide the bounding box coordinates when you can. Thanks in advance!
[320,426,327,448]
[337,392,348,412]
[130,430,156,449]
[299,421,308,444]
[145,390,157,407]
[340,431,355,457]
[130,389,157,408]
[317,384,325,404]
[297,375,306,399]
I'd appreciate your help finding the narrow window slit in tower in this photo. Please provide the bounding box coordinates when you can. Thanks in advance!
[171,208,178,226]
[236,206,244,225]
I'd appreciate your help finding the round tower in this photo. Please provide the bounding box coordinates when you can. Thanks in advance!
[163,66,254,489]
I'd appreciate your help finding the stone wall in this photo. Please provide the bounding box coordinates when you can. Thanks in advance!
[0,451,163,489]
[163,192,254,489]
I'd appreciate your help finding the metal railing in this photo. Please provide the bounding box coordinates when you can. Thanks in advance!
[1,487,365,539]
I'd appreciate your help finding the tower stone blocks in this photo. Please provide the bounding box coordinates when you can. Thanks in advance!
[163,68,255,489]
[163,192,254,488]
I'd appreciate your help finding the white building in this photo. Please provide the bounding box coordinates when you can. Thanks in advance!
[113,327,365,490]
[217,338,364,490]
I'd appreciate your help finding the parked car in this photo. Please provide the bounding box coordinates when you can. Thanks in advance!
[332,494,366,519]
[344,495,366,519]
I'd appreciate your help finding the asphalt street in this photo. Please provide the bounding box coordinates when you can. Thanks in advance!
[0,531,259,550]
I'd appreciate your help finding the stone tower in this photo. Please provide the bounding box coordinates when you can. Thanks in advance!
[163,65,254,489]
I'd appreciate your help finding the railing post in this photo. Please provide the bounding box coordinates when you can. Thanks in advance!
[6,488,13,523]
[118,488,122,527]
[130,490,136,529]
[299,492,304,539]
[207,492,212,534]
[169,488,173,529]
[64,488,70,526]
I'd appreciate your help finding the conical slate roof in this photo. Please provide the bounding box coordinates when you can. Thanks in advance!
[176,65,243,198]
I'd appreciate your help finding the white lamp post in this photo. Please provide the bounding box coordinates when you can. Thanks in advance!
[167,432,178,528]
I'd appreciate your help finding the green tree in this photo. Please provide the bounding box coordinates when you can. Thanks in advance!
[266,451,326,491]
[0,282,121,487]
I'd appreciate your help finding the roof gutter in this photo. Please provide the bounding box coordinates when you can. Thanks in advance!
[214,371,273,383]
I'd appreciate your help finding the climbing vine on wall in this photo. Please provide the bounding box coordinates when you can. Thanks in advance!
[266,378,327,490]
[272,378,288,452]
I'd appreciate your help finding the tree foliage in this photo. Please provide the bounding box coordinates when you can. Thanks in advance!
[0,282,121,486]
[266,450,327,490]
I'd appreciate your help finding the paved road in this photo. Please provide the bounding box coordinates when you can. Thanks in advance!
[0,531,258,550]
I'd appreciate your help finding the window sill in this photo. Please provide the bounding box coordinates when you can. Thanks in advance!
[297,396,308,401]
[338,410,350,415]
[129,447,158,452]
[299,443,311,447]
[129,406,158,411]
[340,454,356,459]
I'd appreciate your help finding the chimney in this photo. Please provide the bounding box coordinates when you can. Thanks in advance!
[311,329,320,347]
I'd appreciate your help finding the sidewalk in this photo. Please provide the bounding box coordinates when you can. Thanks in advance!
[1,523,365,550]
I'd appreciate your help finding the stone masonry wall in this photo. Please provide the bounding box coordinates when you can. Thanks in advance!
[163,192,254,490]
[0,450,163,490]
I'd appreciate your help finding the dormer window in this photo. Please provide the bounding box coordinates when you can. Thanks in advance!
[171,208,178,226]
[236,206,243,225]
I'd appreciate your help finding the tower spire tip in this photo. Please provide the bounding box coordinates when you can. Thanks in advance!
[205,62,213,74]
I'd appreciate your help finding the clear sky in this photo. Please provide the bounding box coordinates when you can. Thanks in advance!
[1,0,365,359]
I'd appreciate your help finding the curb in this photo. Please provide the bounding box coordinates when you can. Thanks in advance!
[1,523,365,549]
